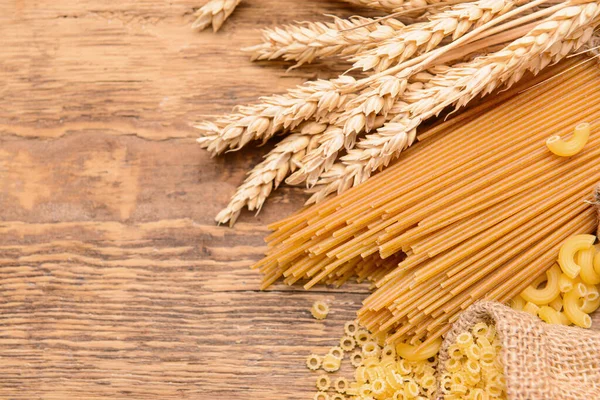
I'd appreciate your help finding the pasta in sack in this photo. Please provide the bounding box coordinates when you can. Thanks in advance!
[437,301,600,400]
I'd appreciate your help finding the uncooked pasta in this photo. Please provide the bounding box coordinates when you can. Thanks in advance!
[255,61,600,346]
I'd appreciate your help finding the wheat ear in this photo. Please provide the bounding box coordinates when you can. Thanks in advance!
[215,122,327,226]
[285,75,435,187]
[196,76,356,156]
[306,2,600,203]
[351,0,521,72]
[192,0,241,32]
[300,0,559,178]
[286,67,446,187]
[244,16,406,67]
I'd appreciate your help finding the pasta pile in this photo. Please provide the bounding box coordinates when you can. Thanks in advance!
[308,320,441,400]
[511,235,600,328]
[255,62,600,346]
[441,322,506,400]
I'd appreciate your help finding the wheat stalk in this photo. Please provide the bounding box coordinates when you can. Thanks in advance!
[351,0,522,72]
[192,0,241,32]
[215,122,328,226]
[285,67,446,187]
[195,76,356,156]
[342,0,470,14]
[285,76,436,187]
[291,0,559,183]
[243,16,406,67]
[306,2,600,203]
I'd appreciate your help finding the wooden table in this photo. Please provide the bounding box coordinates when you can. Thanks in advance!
[1,1,598,399]
[0,1,378,398]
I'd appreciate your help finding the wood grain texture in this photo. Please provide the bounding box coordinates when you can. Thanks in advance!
[0,1,598,399]
[0,1,376,399]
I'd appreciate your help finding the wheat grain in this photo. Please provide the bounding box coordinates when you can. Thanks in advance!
[306,2,600,203]
[195,76,356,156]
[352,0,522,72]
[192,0,241,32]
[244,16,406,68]
[215,122,328,226]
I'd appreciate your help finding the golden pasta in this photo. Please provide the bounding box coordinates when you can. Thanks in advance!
[334,377,349,394]
[329,346,344,360]
[442,322,506,399]
[314,391,329,400]
[546,122,591,157]
[317,374,331,391]
[311,301,330,320]
[563,283,592,328]
[520,264,561,304]
[309,320,441,400]
[351,350,364,367]
[512,233,600,328]
[323,354,342,372]
[255,61,600,346]
[307,354,322,371]
[557,234,596,279]
[340,335,356,352]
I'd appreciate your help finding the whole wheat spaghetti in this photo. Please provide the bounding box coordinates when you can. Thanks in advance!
[254,60,600,346]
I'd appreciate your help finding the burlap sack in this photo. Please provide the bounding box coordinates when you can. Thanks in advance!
[437,301,600,400]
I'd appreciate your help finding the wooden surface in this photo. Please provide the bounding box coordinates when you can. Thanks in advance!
[1,1,599,399]
[0,1,378,399]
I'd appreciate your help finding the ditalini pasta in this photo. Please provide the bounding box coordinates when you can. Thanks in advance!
[441,322,507,400]
[256,61,600,346]
[308,320,440,399]
[312,301,330,320]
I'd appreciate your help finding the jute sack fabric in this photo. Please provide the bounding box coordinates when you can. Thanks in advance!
[437,301,600,400]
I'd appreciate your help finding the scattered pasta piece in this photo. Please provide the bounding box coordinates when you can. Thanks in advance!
[322,354,341,372]
[546,122,591,157]
[311,301,330,320]
[361,341,381,358]
[314,391,329,400]
[307,354,322,371]
[316,374,331,391]
[335,377,349,394]
[350,350,364,367]
[330,394,345,400]
[344,321,358,336]
[328,346,344,360]
[354,329,371,345]
[340,335,356,352]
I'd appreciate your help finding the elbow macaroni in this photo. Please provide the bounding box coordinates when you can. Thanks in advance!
[512,233,600,330]
[520,264,561,304]
[557,234,595,279]
[546,122,590,157]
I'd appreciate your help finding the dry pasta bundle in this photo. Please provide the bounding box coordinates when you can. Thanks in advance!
[307,319,442,400]
[439,301,600,399]
[255,61,600,346]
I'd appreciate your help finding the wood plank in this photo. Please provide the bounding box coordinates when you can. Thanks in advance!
[0,1,599,399]
[0,1,379,398]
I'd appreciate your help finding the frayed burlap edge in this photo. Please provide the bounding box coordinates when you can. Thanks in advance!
[437,301,600,400]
